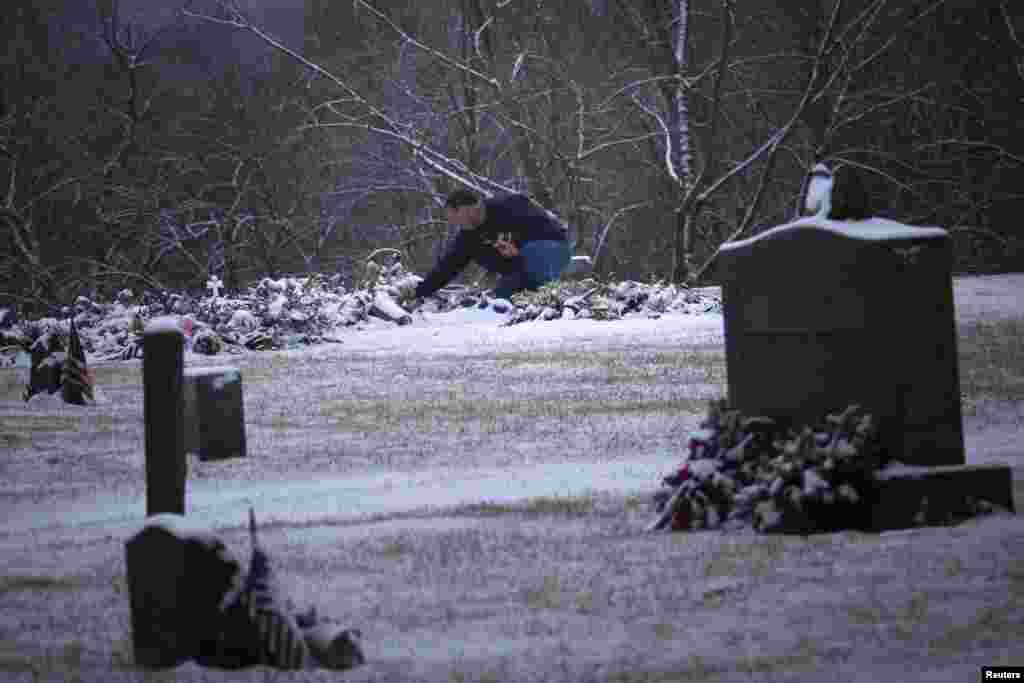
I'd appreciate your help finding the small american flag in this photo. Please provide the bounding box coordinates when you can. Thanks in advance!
[241,508,309,669]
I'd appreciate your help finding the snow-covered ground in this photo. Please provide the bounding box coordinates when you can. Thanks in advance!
[2,277,1018,545]
[0,273,1021,682]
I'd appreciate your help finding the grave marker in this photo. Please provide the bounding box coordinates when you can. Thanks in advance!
[125,514,241,668]
[712,216,1014,529]
[142,318,186,515]
[714,217,964,466]
[183,366,247,461]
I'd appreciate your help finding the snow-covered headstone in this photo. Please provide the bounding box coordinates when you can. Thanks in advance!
[125,514,242,669]
[713,216,964,467]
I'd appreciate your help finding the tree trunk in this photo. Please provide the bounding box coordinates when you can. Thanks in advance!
[669,0,693,283]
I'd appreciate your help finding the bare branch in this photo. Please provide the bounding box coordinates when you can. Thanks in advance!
[690,0,848,282]
[353,1,502,91]
[576,133,663,162]
[696,128,783,204]
[631,93,681,187]
[815,0,879,97]
[826,84,935,138]
[851,0,952,77]
[915,139,1024,167]
[187,0,522,206]
[830,155,916,194]
[1002,0,1023,48]
[688,0,733,202]
[474,16,495,62]
[597,75,689,112]
[950,225,1010,248]
[592,201,652,267]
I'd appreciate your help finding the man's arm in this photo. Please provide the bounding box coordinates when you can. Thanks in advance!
[414,230,477,299]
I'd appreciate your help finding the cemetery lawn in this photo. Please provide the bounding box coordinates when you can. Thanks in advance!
[0,274,1021,682]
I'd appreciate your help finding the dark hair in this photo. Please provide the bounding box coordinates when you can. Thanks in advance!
[444,189,480,209]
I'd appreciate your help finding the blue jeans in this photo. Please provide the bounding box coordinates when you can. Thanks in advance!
[484,240,570,299]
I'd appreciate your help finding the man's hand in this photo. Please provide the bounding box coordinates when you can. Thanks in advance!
[494,239,519,258]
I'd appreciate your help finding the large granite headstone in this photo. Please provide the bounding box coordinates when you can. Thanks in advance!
[712,216,1015,530]
[714,217,964,466]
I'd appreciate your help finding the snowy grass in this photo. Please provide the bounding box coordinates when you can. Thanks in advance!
[2,493,1020,682]
[1,275,1022,681]
[959,319,1024,402]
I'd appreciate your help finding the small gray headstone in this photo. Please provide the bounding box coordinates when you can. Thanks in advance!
[183,366,247,461]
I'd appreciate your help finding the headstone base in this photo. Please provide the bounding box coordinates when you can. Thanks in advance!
[870,462,1016,531]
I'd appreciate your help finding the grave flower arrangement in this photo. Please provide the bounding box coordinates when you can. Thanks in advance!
[650,401,887,534]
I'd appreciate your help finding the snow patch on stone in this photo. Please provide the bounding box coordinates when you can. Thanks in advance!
[143,316,185,337]
[719,217,948,252]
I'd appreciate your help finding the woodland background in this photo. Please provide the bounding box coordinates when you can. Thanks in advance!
[2,0,1022,315]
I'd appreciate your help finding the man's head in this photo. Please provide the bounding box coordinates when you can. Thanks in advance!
[444,189,485,228]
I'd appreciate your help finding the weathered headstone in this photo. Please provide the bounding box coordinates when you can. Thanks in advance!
[714,217,964,466]
[183,366,247,461]
[125,510,366,671]
[142,317,186,515]
[125,514,242,668]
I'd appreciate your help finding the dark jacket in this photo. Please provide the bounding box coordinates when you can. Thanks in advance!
[415,193,567,299]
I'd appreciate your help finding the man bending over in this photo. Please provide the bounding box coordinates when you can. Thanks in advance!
[411,190,570,305]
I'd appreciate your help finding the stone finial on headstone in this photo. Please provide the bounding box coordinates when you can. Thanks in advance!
[803,163,834,219]
[802,163,872,222]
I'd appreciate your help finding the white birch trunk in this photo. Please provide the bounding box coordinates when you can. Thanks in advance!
[670,0,693,192]
[668,0,694,281]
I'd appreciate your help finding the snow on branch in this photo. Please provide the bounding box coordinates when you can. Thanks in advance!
[630,93,682,188]
[353,1,502,91]
[592,201,652,267]
[1002,0,1023,48]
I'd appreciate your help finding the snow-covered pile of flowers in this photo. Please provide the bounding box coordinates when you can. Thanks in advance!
[413,278,720,323]
[652,401,888,534]
[0,258,422,364]
[502,279,720,324]
[652,401,1008,534]
[0,258,721,366]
